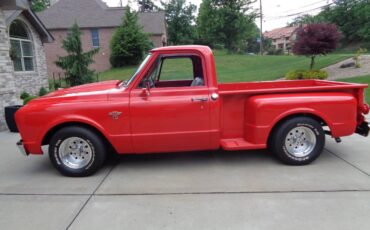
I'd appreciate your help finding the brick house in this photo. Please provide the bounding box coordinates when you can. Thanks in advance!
[37,0,167,76]
[264,26,299,53]
[0,0,53,131]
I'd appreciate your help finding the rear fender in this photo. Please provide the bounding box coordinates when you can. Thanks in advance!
[244,93,358,145]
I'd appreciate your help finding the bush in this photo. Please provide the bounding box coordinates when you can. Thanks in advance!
[20,91,30,100]
[285,70,328,80]
[267,48,284,55]
[38,87,48,96]
[23,96,38,105]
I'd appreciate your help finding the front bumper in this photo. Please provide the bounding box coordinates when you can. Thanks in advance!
[16,140,29,156]
[356,122,370,137]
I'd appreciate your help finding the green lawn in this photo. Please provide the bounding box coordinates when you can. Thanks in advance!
[100,51,351,82]
[340,75,370,103]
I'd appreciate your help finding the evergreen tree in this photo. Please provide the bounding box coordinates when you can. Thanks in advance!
[110,7,151,67]
[197,0,257,52]
[55,22,99,86]
[161,0,197,45]
[31,0,50,12]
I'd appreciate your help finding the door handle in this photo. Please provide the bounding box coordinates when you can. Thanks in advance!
[191,97,208,102]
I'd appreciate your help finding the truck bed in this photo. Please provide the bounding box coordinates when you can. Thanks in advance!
[218,79,368,150]
[218,80,368,95]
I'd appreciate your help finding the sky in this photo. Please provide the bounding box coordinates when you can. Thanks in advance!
[103,0,332,32]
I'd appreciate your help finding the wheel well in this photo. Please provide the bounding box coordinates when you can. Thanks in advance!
[42,122,115,153]
[268,113,328,146]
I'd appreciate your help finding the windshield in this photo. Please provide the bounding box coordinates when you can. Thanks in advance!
[121,54,152,87]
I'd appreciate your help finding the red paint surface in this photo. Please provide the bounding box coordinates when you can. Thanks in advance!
[15,46,369,155]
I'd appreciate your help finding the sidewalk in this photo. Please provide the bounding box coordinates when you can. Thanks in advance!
[0,129,369,229]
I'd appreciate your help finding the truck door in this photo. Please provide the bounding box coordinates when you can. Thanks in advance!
[129,54,212,153]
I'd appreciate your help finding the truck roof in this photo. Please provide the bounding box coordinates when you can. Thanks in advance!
[151,45,213,55]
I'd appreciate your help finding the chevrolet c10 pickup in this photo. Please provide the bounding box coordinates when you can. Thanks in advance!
[15,45,370,177]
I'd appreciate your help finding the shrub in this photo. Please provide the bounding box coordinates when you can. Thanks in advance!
[353,48,367,68]
[285,70,328,80]
[20,91,30,100]
[23,96,38,105]
[38,87,48,96]
[267,48,284,55]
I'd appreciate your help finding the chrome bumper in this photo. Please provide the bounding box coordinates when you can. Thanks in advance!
[16,140,29,156]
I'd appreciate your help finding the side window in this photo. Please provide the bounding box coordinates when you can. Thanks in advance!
[91,29,99,48]
[160,58,193,81]
[138,55,205,88]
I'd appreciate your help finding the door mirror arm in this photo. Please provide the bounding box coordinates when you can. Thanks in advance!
[142,80,151,96]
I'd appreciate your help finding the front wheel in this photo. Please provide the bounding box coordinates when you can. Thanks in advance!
[49,126,107,177]
[269,117,325,165]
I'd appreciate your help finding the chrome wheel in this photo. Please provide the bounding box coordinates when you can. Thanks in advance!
[284,127,316,158]
[58,137,93,169]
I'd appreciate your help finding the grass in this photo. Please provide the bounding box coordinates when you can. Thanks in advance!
[100,50,351,82]
[340,75,370,103]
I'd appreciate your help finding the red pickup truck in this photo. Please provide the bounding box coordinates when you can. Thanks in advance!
[15,45,369,177]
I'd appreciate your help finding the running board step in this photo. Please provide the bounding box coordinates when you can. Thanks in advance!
[220,138,266,151]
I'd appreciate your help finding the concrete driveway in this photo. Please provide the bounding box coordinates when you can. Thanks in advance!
[0,126,370,229]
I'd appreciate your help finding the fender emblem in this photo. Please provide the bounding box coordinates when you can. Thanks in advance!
[109,111,122,120]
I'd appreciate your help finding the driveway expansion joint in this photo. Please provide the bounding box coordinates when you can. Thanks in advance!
[325,147,370,177]
[65,163,118,230]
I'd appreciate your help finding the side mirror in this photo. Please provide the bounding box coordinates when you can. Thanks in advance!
[141,80,151,96]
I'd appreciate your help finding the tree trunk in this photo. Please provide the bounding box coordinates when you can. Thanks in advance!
[310,56,316,70]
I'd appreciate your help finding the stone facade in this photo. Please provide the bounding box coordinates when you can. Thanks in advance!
[13,15,49,96]
[0,10,49,131]
[0,9,17,131]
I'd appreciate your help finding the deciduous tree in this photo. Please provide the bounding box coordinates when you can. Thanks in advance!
[320,0,370,43]
[292,24,341,70]
[161,0,197,45]
[197,0,257,52]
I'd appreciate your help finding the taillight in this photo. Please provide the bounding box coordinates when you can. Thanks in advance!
[361,103,369,114]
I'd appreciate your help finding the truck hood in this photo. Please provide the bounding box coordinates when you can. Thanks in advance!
[44,80,121,98]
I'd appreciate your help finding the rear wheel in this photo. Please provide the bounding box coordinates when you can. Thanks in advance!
[49,126,107,177]
[269,117,325,165]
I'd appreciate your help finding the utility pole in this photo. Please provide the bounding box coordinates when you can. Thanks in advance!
[259,0,263,55]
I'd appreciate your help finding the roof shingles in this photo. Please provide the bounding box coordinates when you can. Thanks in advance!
[37,0,165,35]
[264,26,299,40]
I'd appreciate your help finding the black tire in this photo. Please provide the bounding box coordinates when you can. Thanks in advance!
[49,126,107,177]
[269,117,325,165]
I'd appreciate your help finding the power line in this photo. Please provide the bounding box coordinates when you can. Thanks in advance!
[264,2,333,20]
[277,0,329,14]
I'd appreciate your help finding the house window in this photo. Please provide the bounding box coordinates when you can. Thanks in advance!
[9,20,34,72]
[91,29,99,47]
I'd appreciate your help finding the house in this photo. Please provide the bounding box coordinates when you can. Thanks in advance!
[0,0,53,131]
[264,26,299,53]
[37,0,168,76]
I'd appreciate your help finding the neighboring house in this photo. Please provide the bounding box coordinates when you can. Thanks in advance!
[264,26,299,53]
[0,0,53,131]
[37,0,168,76]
